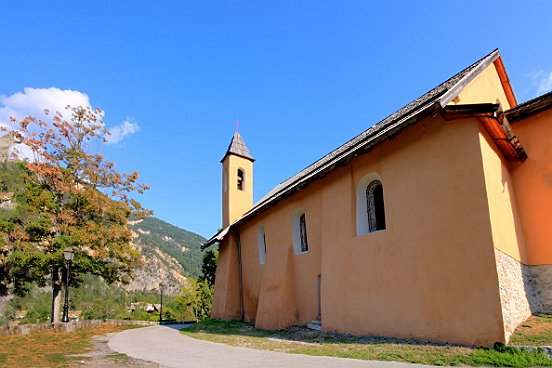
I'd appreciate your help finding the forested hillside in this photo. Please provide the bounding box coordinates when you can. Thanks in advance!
[126,217,207,294]
[132,217,205,277]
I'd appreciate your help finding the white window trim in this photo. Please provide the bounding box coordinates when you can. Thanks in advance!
[258,225,267,264]
[292,209,308,254]
[356,173,384,236]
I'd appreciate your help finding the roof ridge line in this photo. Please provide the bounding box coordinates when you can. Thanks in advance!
[203,49,502,248]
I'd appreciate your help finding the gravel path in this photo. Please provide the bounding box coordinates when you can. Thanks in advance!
[108,324,437,368]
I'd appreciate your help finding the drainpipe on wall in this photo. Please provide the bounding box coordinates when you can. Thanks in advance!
[236,231,244,321]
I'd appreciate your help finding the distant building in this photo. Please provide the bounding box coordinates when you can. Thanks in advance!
[204,49,552,346]
[0,192,14,209]
[129,302,161,313]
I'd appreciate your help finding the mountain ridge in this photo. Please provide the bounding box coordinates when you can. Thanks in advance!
[125,216,207,295]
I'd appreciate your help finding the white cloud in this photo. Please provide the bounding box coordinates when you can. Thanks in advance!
[0,87,91,127]
[106,117,140,144]
[536,72,552,96]
[0,87,139,144]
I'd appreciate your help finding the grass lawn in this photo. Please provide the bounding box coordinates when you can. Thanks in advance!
[182,316,552,367]
[510,315,552,346]
[0,324,140,368]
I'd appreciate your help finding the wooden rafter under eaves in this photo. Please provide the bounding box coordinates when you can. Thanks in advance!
[442,103,527,162]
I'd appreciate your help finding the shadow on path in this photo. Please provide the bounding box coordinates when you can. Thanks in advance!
[162,323,192,331]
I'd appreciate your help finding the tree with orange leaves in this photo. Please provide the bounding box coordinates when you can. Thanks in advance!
[0,106,150,322]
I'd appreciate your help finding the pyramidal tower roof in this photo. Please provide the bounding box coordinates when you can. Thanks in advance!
[221,131,255,162]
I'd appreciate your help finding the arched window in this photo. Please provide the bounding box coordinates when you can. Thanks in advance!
[356,174,386,236]
[292,210,309,254]
[258,226,267,264]
[299,213,308,252]
[237,168,245,191]
[366,180,386,232]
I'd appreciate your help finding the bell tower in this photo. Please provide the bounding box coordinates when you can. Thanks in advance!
[221,131,254,228]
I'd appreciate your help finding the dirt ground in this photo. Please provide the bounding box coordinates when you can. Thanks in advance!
[70,332,162,368]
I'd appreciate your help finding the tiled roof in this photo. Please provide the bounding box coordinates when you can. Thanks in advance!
[221,131,254,162]
[203,49,502,248]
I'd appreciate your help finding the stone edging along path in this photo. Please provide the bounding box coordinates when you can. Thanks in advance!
[0,319,157,336]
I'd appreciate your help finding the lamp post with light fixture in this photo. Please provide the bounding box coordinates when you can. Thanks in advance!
[159,282,164,324]
[61,247,74,323]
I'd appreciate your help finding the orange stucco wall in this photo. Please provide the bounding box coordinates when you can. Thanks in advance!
[478,126,527,263]
[510,108,552,265]
[213,115,505,345]
[240,180,325,329]
[212,233,241,319]
[209,62,535,345]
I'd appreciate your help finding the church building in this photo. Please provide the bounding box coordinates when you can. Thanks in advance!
[203,49,552,346]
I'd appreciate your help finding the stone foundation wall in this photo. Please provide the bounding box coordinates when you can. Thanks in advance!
[529,264,552,314]
[494,248,541,341]
[0,319,157,336]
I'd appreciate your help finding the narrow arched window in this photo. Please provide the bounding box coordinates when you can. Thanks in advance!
[258,226,267,264]
[237,169,244,191]
[299,213,308,252]
[366,180,386,232]
[292,210,309,254]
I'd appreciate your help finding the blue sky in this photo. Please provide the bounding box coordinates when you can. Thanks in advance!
[1,1,551,237]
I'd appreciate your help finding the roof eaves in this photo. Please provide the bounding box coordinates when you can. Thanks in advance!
[201,226,230,250]
[441,103,502,118]
[436,49,500,108]
[442,103,527,162]
[220,152,256,163]
[505,91,552,123]
[493,55,518,108]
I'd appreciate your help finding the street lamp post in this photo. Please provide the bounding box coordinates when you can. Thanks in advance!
[159,282,164,324]
[61,247,74,323]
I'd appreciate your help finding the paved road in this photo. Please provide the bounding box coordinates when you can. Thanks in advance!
[108,324,437,368]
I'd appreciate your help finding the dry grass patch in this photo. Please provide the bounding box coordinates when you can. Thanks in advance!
[510,315,552,346]
[0,324,140,368]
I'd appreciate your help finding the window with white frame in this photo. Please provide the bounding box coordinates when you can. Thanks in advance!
[292,210,309,253]
[366,180,386,231]
[258,226,267,264]
[299,213,308,252]
[356,174,386,236]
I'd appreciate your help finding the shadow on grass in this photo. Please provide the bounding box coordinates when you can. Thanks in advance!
[184,318,462,347]
[161,323,194,331]
[182,319,552,367]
